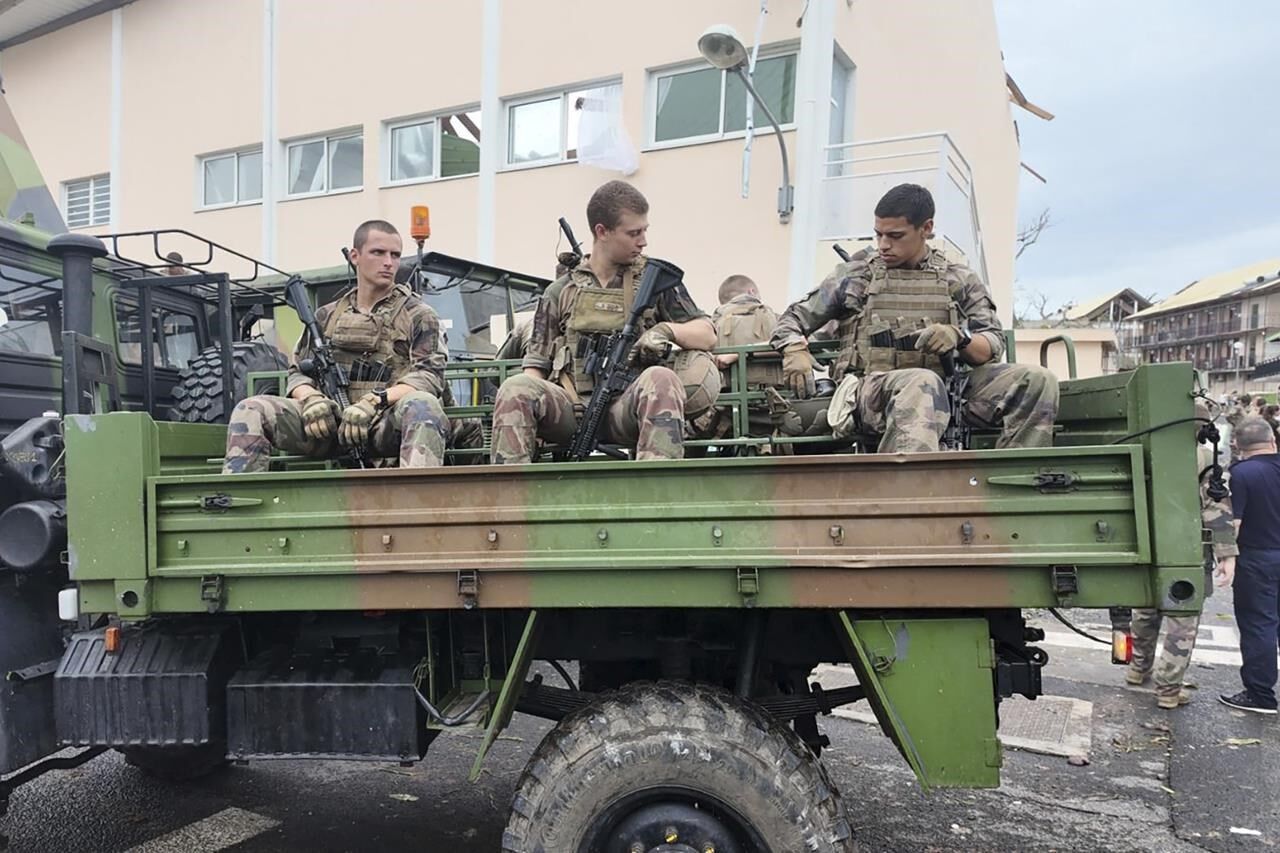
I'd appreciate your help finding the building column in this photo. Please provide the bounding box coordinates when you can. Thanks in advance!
[784,0,836,300]
[108,8,122,227]
[476,0,502,264]
[261,0,278,263]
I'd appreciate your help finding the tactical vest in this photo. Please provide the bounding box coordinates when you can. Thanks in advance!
[552,258,655,396]
[322,284,416,398]
[714,297,781,387]
[831,251,959,381]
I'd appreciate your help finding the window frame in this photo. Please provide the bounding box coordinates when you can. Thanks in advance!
[282,129,364,199]
[645,45,800,150]
[63,174,111,229]
[501,78,621,170]
[381,105,483,188]
[196,146,264,210]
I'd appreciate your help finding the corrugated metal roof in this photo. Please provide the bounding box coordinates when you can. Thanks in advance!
[1064,287,1151,321]
[0,0,126,51]
[1130,257,1280,320]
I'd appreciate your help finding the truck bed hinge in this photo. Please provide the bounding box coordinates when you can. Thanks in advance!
[457,569,480,610]
[200,575,225,613]
[1051,565,1079,602]
[737,568,760,606]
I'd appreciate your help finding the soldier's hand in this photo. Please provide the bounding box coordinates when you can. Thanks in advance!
[633,322,675,366]
[339,393,380,448]
[782,342,817,399]
[914,323,962,355]
[1214,555,1236,588]
[300,394,340,441]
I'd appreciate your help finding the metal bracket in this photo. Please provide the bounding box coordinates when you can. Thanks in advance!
[457,569,480,610]
[1033,471,1076,492]
[1051,565,1079,600]
[200,575,225,614]
[5,658,60,684]
[737,567,760,606]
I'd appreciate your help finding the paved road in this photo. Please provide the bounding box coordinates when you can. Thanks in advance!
[5,593,1277,852]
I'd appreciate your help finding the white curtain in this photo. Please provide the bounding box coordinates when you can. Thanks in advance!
[575,83,638,176]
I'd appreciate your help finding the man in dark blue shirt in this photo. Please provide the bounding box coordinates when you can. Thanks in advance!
[1220,417,1280,714]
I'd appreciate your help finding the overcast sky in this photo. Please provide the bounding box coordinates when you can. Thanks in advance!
[994,1,1280,317]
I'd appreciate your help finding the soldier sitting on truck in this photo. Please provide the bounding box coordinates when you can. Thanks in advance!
[489,180,718,463]
[222,220,450,472]
[770,183,1059,452]
[712,274,778,370]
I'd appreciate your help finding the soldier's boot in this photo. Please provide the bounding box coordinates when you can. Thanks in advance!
[1125,666,1149,686]
[1157,689,1193,710]
[631,366,686,461]
[392,391,450,468]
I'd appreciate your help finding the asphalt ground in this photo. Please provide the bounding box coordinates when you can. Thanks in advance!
[4,592,1277,852]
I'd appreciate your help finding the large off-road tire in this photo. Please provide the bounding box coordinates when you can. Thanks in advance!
[120,743,228,782]
[169,341,289,424]
[502,681,855,853]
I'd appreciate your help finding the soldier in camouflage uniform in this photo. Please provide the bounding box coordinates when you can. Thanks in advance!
[490,181,717,463]
[223,220,449,473]
[771,184,1058,452]
[1127,401,1238,708]
[712,275,779,370]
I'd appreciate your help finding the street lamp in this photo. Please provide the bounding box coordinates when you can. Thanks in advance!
[697,24,795,223]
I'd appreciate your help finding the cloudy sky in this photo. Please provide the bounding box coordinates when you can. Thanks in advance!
[994,1,1280,317]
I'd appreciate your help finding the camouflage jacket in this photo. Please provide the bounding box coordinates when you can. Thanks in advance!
[770,246,1005,361]
[522,254,708,374]
[286,284,447,397]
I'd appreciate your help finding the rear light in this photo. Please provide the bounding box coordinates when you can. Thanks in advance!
[104,626,121,654]
[1111,630,1132,665]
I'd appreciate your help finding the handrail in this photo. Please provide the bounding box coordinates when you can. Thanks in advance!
[1039,335,1078,380]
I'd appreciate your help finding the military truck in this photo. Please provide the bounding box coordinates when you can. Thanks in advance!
[0,91,1208,853]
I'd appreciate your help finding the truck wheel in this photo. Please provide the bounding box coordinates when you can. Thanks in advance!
[120,743,228,782]
[169,341,289,424]
[502,681,855,853]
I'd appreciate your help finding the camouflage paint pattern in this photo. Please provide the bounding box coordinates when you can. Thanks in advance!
[1129,609,1200,704]
[222,391,449,472]
[490,366,685,463]
[0,95,66,233]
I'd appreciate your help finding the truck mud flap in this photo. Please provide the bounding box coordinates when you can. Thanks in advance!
[836,612,1002,789]
[0,574,64,774]
[227,648,430,762]
[54,624,237,747]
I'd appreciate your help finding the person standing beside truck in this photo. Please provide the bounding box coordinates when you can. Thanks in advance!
[222,219,450,472]
[770,183,1059,452]
[489,180,718,463]
[1219,417,1280,714]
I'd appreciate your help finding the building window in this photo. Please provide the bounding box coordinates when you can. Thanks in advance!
[504,86,604,167]
[385,108,482,184]
[63,175,110,228]
[285,131,363,197]
[199,148,263,208]
[650,50,798,145]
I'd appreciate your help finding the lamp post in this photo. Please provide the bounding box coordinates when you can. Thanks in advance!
[697,24,795,223]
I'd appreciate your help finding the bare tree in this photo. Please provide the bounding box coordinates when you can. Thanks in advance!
[1015,208,1053,260]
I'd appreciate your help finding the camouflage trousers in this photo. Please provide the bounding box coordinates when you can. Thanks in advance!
[1130,609,1201,699]
[490,367,686,463]
[856,362,1059,453]
[222,391,450,473]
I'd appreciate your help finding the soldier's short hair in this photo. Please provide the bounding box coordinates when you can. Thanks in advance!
[353,219,400,250]
[1239,393,1253,405]
[874,184,935,227]
[587,181,649,233]
[1235,416,1275,450]
[717,274,757,304]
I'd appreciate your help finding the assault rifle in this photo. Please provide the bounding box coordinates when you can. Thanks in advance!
[558,217,584,271]
[566,258,685,461]
[832,243,852,263]
[939,351,971,451]
[284,275,368,468]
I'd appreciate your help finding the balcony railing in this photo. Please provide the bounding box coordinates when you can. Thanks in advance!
[819,133,987,285]
[1137,313,1280,347]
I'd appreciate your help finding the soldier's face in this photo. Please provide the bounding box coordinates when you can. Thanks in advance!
[596,210,648,265]
[350,230,403,288]
[874,216,931,268]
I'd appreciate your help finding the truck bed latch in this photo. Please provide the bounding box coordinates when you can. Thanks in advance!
[457,570,479,609]
[737,568,760,606]
[1051,565,1079,601]
[200,575,225,613]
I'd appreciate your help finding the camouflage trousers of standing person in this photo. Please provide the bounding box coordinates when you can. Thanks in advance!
[854,362,1059,453]
[490,367,686,464]
[222,391,450,473]
[1128,609,1201,705]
